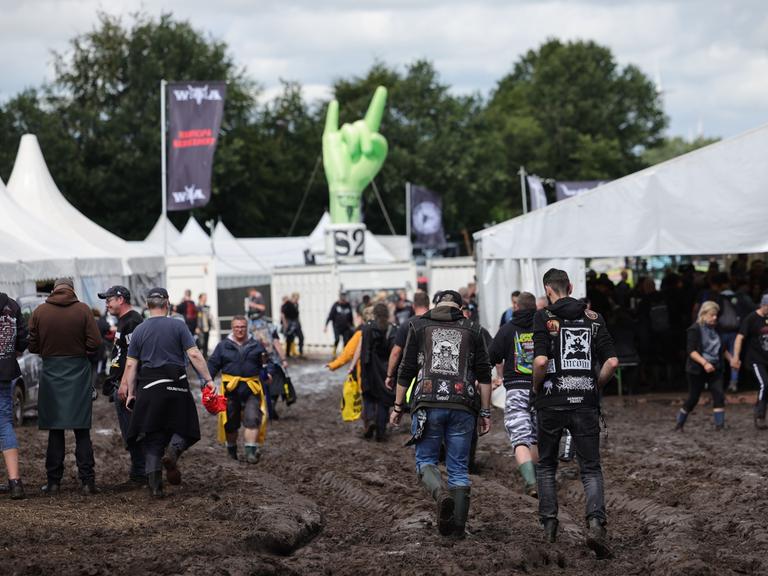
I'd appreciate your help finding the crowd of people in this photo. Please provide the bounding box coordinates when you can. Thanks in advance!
[1,261,767,559]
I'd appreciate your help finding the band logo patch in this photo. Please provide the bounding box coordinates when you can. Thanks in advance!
[422,379,433,394]
[546,319,560,336]
[561,327,591,370]
[557,375,594,392]
[437,380,451,400]
[454,382,464,395]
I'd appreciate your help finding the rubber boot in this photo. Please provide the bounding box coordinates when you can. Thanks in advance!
[542,518,558,543]
[244,444,260,464]
[675,409,688,431]
[227,444,238,461]
[420,465,454,536]
[586,517,612,559]
[449,487,470,537]
[8,479,25,500]
[163,447,181,485]
[148,470,164,499]
[713,410,725,430]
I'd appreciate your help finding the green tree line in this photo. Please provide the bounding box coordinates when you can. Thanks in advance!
[0,12,714,244]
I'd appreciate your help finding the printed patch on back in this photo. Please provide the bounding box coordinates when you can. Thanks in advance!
[560,327,591,370]
[430,328,461,376]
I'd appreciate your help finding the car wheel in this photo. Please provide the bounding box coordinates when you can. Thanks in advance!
[13,384,24,427]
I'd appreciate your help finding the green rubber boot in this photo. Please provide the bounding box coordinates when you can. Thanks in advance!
[449,486,471,537]
[420,465,455,536]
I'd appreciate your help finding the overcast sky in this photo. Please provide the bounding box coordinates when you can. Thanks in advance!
[1,0,767,139]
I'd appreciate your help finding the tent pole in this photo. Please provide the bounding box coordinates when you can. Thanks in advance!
[519,166,528,214]
[161,79,168,262]
[405,182,411,241]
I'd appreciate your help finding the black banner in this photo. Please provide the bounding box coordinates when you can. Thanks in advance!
[167,82,226,211]
[555,180,608,202]
[411,185,446,248]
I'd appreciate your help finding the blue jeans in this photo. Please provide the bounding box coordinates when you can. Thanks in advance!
[0,381,18,451]
[412,408,475,488]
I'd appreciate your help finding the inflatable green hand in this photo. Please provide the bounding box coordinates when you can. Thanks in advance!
[323,86,388,224]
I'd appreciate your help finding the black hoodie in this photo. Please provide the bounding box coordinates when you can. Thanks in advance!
[532,297,616,409]
[0,293,28,380]
[489,308,535,389]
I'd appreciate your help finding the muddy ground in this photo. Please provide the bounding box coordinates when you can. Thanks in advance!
[1,358,766,576]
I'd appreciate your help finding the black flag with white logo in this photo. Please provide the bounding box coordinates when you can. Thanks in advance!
[167,81,226,211]
[411,185,446,248]
[554,180,608,201]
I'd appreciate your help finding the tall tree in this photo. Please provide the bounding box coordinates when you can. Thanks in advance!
[485,39,667,216]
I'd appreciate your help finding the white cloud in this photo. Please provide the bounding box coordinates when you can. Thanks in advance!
[0,0,767,138]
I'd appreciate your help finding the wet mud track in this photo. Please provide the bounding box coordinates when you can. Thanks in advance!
[1,359,766,575]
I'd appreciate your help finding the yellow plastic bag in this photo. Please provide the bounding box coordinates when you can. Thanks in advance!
[340,373,363,421]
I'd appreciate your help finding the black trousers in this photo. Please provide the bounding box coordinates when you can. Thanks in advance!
[142,431,190,474]
[683,370,724,413]
[752,362,768,418]
[333,326,353,350]
[46,429,95,484]
[285,322,304,357]
[537,407,605,524]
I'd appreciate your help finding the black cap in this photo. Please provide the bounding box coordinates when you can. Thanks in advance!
[434,290,463,306]
[146,287,169,299]
[98,285,131,302]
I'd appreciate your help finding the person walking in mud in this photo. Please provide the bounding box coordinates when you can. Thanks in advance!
[489,291,539,496]
[390,289,492,537]
[29,278,102,496]
[532,269,618,558]
[118,287,217,498]
[675,301,729,431]
[731,293,768,429]
[0,291,28,499]
[98,285,146,484]
[359,303,396,442]
[208,315,272,463]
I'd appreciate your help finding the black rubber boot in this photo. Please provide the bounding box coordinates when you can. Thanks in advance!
[81,481,99,496]
[449,487,470,537]
[420,465,455,536]
[8,479,25,500]
[543,518,558,543]
[148,470,164,499]
[586,517,612,559]
[227,445,238,460]
[41,482,60,496]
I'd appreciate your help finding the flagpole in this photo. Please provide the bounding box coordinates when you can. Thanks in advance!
[405,182,411,240]
[518,166,528,214]
[161,79,168,260]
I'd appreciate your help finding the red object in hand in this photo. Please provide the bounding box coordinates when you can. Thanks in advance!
[202,386,227,414]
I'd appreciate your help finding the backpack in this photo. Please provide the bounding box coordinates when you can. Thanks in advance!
[649,303,670,333]
[718,296,740,332]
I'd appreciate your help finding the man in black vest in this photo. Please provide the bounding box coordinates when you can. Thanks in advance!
[390,289,492,537]
[532,269,618,558]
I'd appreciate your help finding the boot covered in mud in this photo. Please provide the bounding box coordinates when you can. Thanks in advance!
[542,518,558,543]
[244,444,260,464]
[148,470,164,499]
[585,517,612,559]
[419,464,455,536]
[226,444,238,460]
[675,409,688,431]
[449,486,470,537]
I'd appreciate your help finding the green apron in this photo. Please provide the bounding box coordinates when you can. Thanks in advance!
[38,356,93,430]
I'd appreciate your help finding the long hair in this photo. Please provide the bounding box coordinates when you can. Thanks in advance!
[698,300,720,325]
[373,302,390,332]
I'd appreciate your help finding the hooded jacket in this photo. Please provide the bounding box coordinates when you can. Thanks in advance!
[0,293,28,380]
[397,304,491,414]
[28,287,101,358]
[532,297,616,409]
[489,308,536,390]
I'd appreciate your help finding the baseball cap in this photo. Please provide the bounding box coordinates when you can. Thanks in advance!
[761,293,768,307]
[147,287,169,299]
[98,285,131,301]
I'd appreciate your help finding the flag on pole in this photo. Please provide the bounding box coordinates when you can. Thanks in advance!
[527,175,548,211]
[167,81,227,211]
[410,185,446,248]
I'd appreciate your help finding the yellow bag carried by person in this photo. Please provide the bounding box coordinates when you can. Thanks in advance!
[340,373,363,421]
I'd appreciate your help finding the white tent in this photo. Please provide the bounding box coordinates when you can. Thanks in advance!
[0,176,122,300]
[474,122,768,330]
[173,216,212,256]
[212,221,271,288]
[144,214,181,252]
[6,134,164,279]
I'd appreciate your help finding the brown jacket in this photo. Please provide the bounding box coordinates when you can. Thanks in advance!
[28,287,101,357]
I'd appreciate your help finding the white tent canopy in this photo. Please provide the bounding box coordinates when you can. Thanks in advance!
[212,221,271,288]
[6,134,164,277]
[173,216,213,256]
[474,122,768,330]
[145,214,181,251]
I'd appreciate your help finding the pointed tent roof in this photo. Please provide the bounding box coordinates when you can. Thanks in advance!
[0,176,92,280]
[172,216,212,255]
[146,214,181,246]
[306,210,398,264]
[212,221,271,287]
[6,135,163,275]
